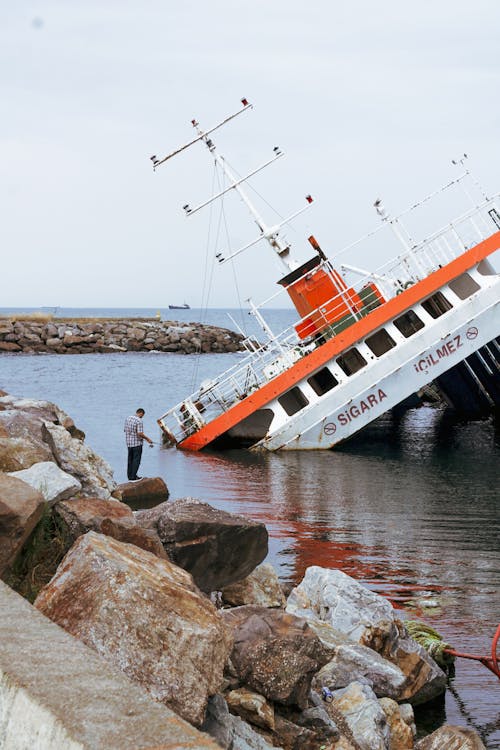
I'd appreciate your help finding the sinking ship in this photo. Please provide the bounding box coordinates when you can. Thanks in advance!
[151,99,500,451]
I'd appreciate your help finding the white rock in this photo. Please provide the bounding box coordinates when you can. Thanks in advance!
[286,566,394,643]
[8,462,81,506]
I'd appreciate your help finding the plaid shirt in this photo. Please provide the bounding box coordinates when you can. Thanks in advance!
[124,415,144,447]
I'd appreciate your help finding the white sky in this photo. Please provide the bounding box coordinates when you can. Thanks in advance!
[1,1,499,308]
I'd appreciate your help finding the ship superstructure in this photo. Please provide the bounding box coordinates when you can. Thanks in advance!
[153,100,500,451]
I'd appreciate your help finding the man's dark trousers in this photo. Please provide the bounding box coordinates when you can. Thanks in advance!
[127,445,143,480]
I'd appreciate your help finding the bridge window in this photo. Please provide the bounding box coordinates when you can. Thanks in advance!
[365,328,396,357]
[336,347,367,376]
[448,273,480,299]
[393,310,424,338]
[308,367,338,396]
[278,387,309,416]
[421,291,453,319]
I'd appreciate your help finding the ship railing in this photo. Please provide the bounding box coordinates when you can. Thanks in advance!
[158,195,500,444]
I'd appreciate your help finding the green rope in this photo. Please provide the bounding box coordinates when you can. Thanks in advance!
[405,620,456,669]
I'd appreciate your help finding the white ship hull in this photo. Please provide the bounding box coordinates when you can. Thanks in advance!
[256,288,499,450]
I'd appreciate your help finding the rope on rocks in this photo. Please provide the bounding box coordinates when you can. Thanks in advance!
[405,620,455,669]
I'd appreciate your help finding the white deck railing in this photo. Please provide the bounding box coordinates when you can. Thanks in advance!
[158,195,500,444]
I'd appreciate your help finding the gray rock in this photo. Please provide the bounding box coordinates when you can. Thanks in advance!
[231,715,279,750]
[331,681,390,750]
[295,705,340,741]
[313,642,407,699]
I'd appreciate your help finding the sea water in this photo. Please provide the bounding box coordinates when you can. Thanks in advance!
[1,307,499,745]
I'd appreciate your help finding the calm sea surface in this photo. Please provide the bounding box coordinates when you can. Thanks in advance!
[1,308,499,745]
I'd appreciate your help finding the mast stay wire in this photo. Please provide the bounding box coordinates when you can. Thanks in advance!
[213,165,248,337]
[189,162,219,392]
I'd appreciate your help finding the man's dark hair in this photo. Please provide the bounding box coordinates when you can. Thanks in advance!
[136,408,145,415]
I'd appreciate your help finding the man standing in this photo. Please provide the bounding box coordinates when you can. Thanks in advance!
[124,408,153,481]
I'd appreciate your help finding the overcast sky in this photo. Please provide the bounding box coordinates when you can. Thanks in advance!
[1,1,499,309]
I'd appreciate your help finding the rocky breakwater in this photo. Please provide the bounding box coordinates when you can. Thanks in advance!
[0,317,244,354]
[0,390,487,749]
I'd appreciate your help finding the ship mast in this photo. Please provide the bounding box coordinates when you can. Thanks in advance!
[150,98,314,274]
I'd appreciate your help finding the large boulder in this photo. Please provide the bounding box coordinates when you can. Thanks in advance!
[286,566,395,647]
[135,498,268,592]
[221,605,331,709]
[415,724,486,749]
[222,562,286,608]
[286,566,446,705]
[55,497,166,558]
[0,473,45,577]
[34,531,232,727]
[117,477,169,510]
[8,462,81,506]
[42,422,116,499]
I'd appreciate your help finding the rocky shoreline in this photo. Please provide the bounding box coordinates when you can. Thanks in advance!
[0,317,244,354]
[0,390,487,749]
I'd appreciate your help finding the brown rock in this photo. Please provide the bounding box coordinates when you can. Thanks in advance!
[222,562,286,608]
[415,724,486,749]
[118,477,169,510]
[0,408,56,462]
[378,621,447,705]
[0,473,45,577]
[0,437,53,472]
[222,605,331,709]
[0,341,21,351]
[35,531,232,727]
[378,697,414,749]
[55,497,166,558]
[135,498,268,592]
[273,714,318,750]
[225,687,275,730]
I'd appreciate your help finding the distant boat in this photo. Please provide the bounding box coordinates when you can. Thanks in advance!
[168,303,190,309]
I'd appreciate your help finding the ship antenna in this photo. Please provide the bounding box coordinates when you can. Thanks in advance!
[151,99,315,274]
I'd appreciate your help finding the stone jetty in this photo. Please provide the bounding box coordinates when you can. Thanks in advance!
[0,391,487,749]
[0,317,244,354]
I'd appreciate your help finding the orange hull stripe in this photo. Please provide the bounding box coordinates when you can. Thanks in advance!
[180,232,500,450]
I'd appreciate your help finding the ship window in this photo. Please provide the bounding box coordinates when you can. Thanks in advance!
[308,367,338,396]
[336,348,367,376]
[448,273,480,299]
[421,291,453,319]
[365,328,396,356]
[393,310,424,338]
[278,387,309,416]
